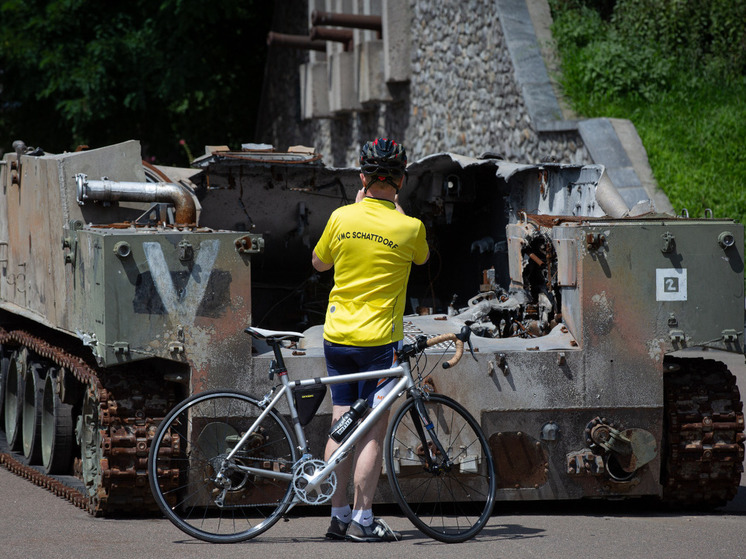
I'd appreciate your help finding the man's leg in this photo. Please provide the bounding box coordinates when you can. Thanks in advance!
[324,404,353,539]
[351,409,389,512]
[345,409,401,541]
[325,404,353,508]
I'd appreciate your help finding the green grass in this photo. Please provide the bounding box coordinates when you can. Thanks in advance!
[621,79,746,222]
[549,2,746,225]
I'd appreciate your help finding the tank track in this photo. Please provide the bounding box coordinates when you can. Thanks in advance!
[0,326,176,515]
[663,356,745,507]
[0,445,90,509]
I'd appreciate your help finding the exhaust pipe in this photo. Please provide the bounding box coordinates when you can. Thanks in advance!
[74,173,197,225]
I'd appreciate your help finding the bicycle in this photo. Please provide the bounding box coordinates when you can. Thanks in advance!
[147,325,496,544]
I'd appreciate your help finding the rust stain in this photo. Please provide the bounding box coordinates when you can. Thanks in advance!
[489,431,548,489]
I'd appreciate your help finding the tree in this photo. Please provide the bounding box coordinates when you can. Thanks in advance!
[0,0,273,165]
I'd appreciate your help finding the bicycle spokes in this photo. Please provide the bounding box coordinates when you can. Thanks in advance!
[386,393,496,543]
[148,391,299,543]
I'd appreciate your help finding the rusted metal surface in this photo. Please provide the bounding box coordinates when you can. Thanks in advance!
[566,451,605,476]
[235,234,264,254]
[489,431,548,489]
[192,149,324,168]
[309,27,354,51]
[310,10,383,32]
[75,174,198,225]
[663,357,745,506]
[266,31,327,52]
[584,417,657,473]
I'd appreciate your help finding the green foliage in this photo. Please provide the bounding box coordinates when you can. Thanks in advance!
[552,0,746,77]
[611,0,746,76]
[0,0,273,164]
[551,2,673,107]
[549,0,746,226]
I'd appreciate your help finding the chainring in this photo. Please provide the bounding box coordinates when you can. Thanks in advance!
[292,458,337,505]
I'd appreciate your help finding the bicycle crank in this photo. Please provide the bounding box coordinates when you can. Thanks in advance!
[292,458,337,505]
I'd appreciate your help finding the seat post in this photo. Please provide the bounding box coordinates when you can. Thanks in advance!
[269,338,289,376]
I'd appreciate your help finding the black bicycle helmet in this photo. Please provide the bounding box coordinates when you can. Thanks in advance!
[360,138,407,191]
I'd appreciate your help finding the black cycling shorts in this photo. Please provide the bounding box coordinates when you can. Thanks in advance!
[323,340,399,408]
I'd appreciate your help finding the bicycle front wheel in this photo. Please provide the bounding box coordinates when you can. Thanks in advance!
[148,390,299,543]
[385,393,496,543]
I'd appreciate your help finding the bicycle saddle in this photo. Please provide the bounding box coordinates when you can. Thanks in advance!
[245,326,305,341]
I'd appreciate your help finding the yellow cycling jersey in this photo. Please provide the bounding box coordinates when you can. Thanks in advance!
[314,197,429,346]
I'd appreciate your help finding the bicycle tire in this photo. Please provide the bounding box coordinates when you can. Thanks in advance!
[148,389,299,543]
[385,393,496,543]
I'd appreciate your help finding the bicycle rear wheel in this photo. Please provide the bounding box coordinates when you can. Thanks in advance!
[385,393,496,543]
[148,390,298,543]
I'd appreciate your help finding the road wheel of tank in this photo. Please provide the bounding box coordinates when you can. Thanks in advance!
[4,348,26,451]
[41,367,74,474]
[22,360,45,464]
[77,382,104,515]
[0,345,10,428]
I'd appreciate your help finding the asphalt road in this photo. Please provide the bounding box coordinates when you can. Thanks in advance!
[2,348,745,559]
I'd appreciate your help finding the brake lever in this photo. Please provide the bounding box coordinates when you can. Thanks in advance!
[456,325,478,361]
[467,339,478,361]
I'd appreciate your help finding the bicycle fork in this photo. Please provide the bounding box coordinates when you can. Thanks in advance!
[409,394,454,473]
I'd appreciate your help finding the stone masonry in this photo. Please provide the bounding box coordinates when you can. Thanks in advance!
[255,0,666,211]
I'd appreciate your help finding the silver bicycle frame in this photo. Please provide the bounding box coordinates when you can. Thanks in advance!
[223,361,416,495]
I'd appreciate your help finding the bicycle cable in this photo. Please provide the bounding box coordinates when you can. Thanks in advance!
[410,339,455,388]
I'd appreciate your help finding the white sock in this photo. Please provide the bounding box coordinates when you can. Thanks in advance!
[352,508,374,526]
[331,505,351,523]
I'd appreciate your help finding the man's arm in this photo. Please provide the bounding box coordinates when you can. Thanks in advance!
[413,221,429,265]
[312,250,333,272]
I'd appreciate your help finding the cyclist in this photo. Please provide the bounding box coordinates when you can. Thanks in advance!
[312,138,429,542]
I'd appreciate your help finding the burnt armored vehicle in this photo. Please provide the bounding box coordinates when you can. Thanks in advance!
[196,149,744,507]
[248,155,744,506]
[1,140,743,513]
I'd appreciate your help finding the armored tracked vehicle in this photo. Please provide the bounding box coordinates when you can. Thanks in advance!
[181,148,745,508]
[0,141,267,514]
[0,140,743,513]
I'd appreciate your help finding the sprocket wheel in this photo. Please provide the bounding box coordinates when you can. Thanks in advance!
[76,381,106,515]
[584,416,624,455]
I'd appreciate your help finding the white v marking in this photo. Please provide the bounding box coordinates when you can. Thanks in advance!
[143,240,220,324]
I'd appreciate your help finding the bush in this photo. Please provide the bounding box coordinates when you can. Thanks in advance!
[549,0,746,226]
